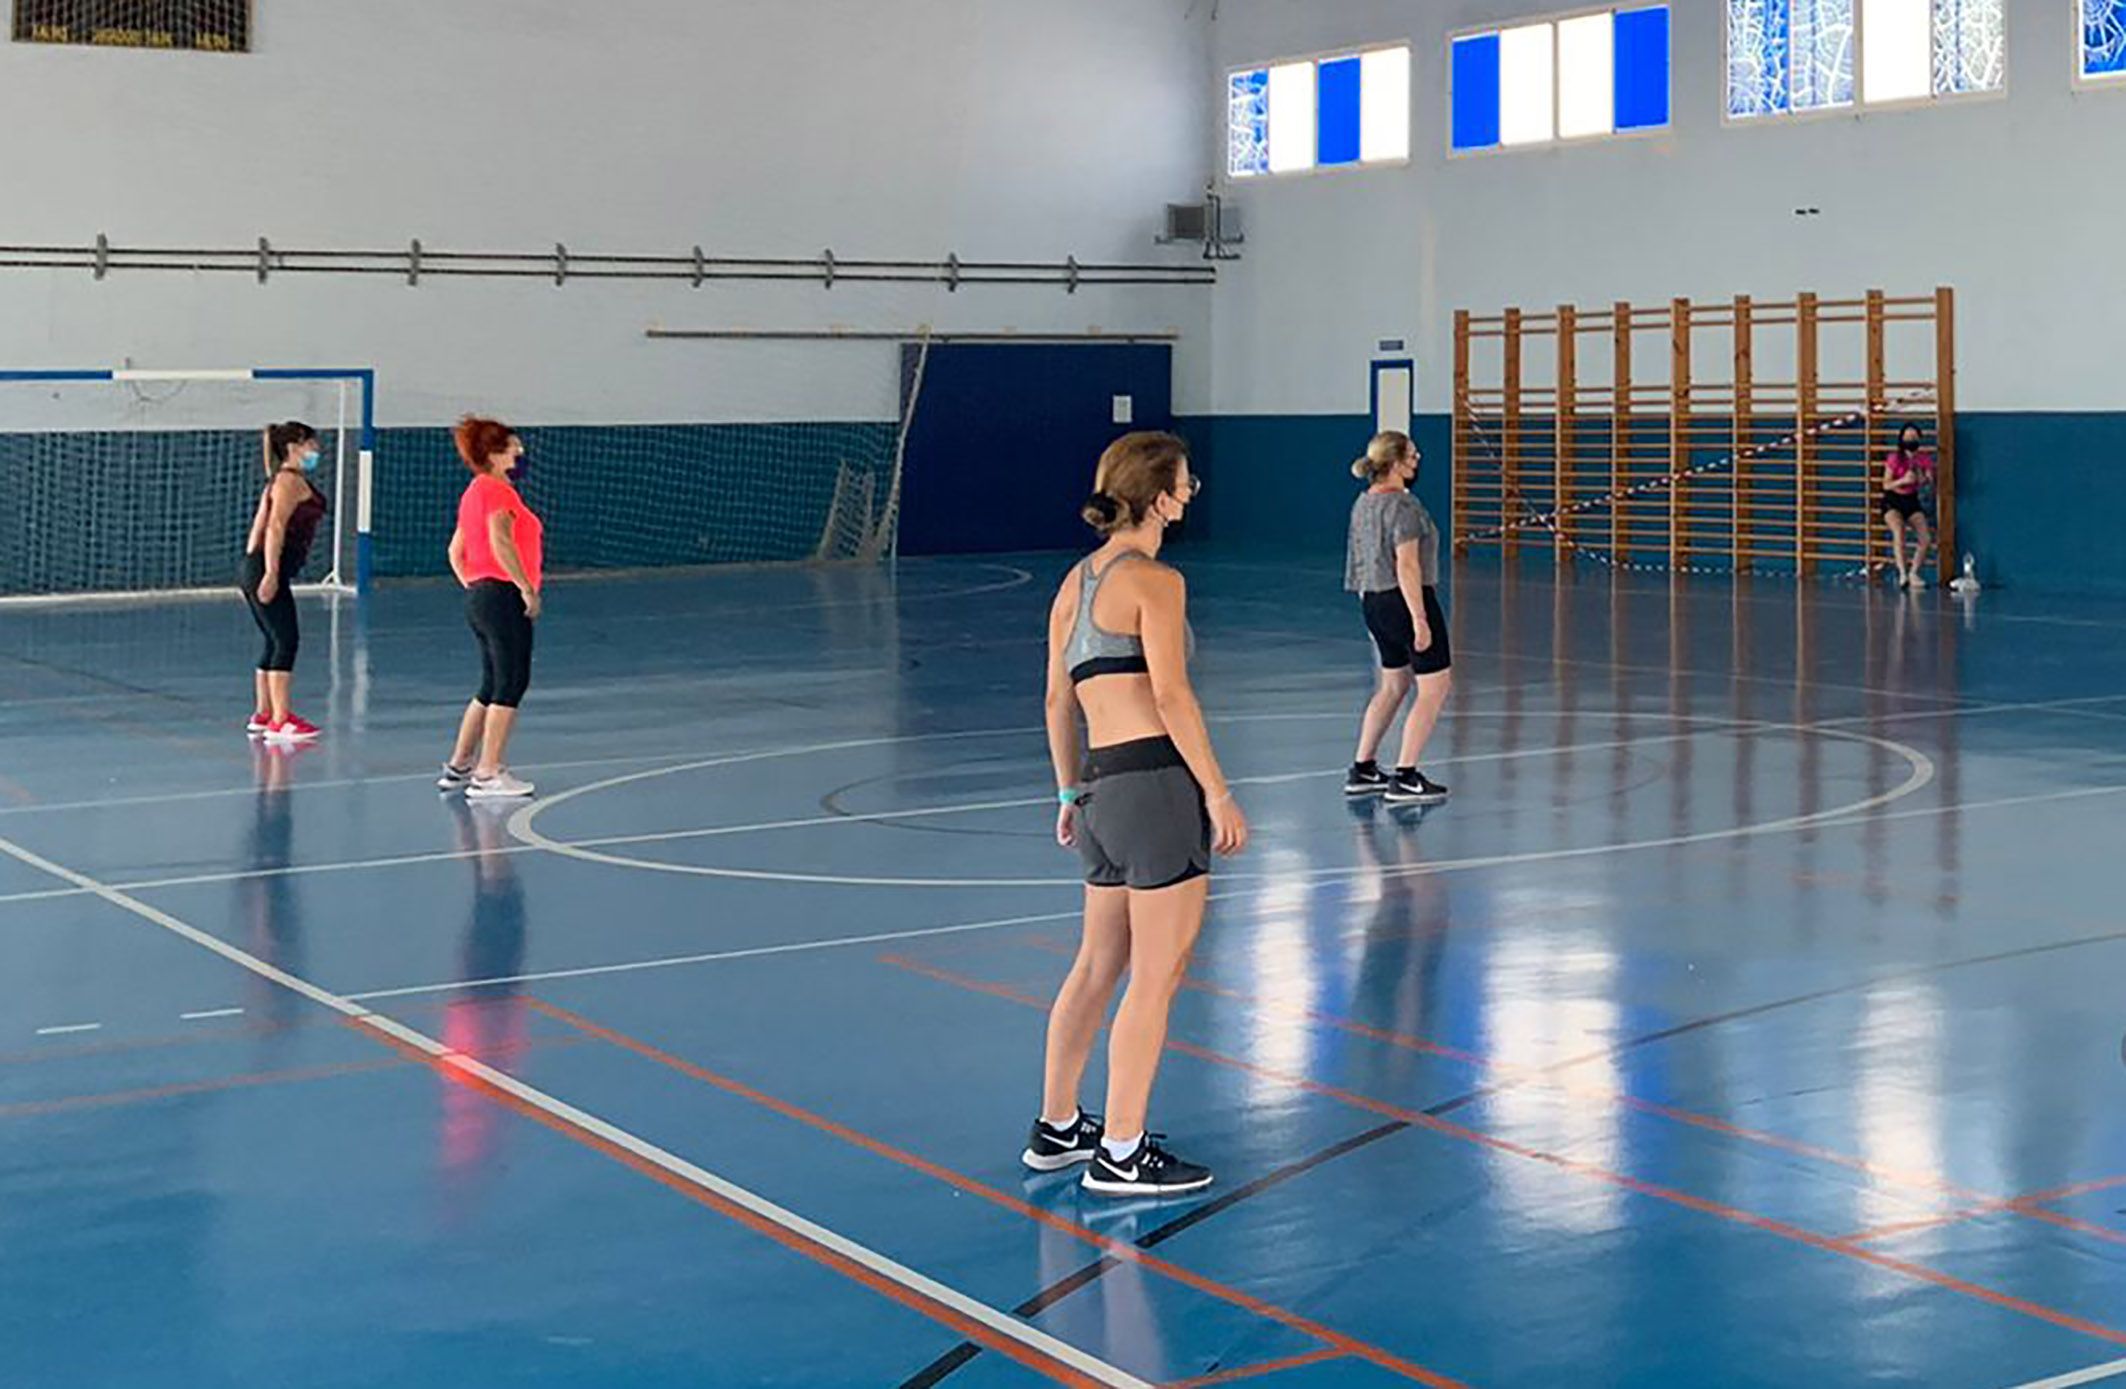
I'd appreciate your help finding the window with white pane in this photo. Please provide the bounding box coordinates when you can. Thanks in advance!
[2084,0,2126,83]
[1451,6,1671,155]
[1226,46,1411,179]
[1726,0,2003,120]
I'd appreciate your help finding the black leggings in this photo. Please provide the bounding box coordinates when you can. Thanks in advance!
[239,552,300,673]
[468,580,535,708]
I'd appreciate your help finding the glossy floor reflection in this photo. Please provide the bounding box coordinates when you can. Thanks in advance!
[4,554,2126,1388]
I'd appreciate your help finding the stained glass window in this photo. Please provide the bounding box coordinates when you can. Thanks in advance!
[2085,0,2126,80]
[1227,69,1269,178]
[1730,0,2001,119]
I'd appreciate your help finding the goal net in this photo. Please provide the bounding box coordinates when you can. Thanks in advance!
[457,336,932,578]
[0,370,369,602]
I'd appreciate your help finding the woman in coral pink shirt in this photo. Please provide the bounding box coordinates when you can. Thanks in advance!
[438,416,544,799]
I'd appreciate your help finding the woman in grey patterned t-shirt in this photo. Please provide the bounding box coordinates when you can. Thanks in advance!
[1342,431,1453,805]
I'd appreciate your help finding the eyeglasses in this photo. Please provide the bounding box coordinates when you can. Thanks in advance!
[1181,475,1203,500]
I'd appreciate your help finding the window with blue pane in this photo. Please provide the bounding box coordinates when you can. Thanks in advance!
[1316,56,1362,166]
[1225,47,1409,179]
[1452,6,1669,154]
[2087,0,2126,80]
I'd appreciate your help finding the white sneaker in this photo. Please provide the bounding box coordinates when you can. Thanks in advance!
[436,762,474,792]
[466,770,535,800]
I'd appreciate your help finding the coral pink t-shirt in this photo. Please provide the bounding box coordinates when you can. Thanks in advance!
[457,474,544,589]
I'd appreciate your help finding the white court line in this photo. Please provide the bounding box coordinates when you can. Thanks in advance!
[0,719,1754,905]
[296,768,2126,1006]
[0,712,1924,904]
[344,905,1093,1002]
[34,1023,103,1036]
[2003,1359,2126,1389]
[564,727,1727,853]
[0,685,2113,825]
[0,692,2107,906]
[0,829,1149,1389]
[510,714,1933,888]
[180,1007,245,1021]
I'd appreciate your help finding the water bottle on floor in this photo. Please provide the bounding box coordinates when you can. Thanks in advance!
[1950,553,1981,594]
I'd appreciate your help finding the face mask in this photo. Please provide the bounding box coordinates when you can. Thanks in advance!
[298,449,321,472]
[509,454,529,480]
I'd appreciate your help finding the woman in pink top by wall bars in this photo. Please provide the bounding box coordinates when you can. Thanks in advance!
[1880,423,1937,590]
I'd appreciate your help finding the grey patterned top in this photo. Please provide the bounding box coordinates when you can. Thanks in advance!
[1344,490,1439,593]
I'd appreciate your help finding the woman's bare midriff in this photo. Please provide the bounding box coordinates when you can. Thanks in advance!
[1079,673,1168,749]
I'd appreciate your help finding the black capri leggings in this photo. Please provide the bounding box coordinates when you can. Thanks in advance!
[238,551,300,673]
[467,579,535,709]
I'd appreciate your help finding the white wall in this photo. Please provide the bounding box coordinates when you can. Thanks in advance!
[0,0,1216,423]
[1209,0,2126,416]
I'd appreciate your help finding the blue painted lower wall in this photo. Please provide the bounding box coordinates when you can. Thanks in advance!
[1176,411,2126,595]
[49,410,2087,591]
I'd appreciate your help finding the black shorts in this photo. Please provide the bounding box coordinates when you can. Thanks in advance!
[1073,736,1210,891]
[1361,587,1451,675]
[1881,490,1927,521]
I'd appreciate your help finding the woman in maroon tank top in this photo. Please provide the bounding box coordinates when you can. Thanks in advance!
[239,421,329,742]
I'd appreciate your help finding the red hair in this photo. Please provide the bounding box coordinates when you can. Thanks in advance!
[454,415,515,473]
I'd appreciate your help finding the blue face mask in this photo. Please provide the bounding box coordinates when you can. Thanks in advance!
[298,449,321,472]
[509,453,529,480]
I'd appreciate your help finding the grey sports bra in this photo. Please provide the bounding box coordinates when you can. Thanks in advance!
[1065,551,1192,684]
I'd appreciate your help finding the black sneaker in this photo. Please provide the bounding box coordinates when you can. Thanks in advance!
[1082,1135,1212,1197]
[1021,1112,1104,1172]
[1343,761,1390,796]
[1384,769,1449,805]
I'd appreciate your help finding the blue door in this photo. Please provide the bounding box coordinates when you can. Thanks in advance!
[897,343,1174,555]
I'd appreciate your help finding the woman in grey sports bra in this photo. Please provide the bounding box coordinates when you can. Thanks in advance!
[1020,431,1246,1199]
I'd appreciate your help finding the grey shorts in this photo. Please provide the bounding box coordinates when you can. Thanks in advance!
[1074,737,1211,890]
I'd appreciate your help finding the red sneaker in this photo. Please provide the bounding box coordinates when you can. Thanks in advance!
[265,713,321,743]
[245,711,271,735]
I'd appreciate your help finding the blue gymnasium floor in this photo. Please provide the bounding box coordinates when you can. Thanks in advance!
[5,553,2126,1389]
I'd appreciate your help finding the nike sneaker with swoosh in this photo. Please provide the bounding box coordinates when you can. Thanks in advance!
[1082,1135,1211,1197]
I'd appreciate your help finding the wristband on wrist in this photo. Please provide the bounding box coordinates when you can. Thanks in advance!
[1057,787,1083,806]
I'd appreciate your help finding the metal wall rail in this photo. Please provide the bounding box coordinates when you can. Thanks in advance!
[0,236,1218,292]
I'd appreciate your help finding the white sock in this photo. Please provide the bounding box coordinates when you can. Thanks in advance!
[1040,1108,1080,1133]
[1102,1133,1144,1162]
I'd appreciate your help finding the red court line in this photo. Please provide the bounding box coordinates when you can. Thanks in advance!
[2021,1174,2126,1206]
[1167,1347,1347,1387]
[347,1015,1114,1389]
[1846,1174,2126,1248]
[1020,938,1983,1208]
[1025,939,2126,1257]
[885,956,2126,1354]
[522,996,1466,1389]
[0,1032,579,1120]
[0,1055,412,1118]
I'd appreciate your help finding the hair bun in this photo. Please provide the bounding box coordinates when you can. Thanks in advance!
[1352,457,1372,479]
[1081,493,1122,530]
